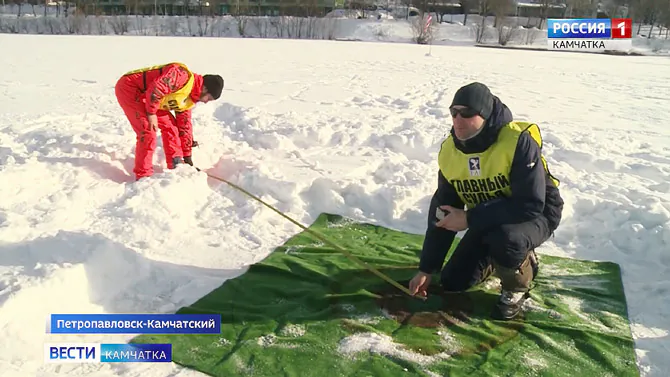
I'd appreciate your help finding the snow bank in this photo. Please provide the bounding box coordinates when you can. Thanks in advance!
[1,7,668,56]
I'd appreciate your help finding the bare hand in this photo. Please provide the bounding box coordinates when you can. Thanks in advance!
[409,272,431,297]
[436,205,468,232]
[147,113,158,131]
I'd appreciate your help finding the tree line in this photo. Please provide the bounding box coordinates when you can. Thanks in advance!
[3,0,669,38]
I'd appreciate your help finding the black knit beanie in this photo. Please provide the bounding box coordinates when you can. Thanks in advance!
[203,74,224,99]
[450,82,494,120]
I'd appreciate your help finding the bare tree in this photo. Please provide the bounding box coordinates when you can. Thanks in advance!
[661,0,670,38]
[537,0,564,29]
[489,0,514,27]
[124,0,137,15]
[600,0,628,18]
[208,0,222,16]
[231,0,250,36]
[28,0,38,17]
[14,0,23,17]
[251,16,271,37]
[474,0,492,43]
[303,0,320,16]
[428,0,447,23]
[565,0,593,17]
[629,0,661,36]
[459,0,471,25]
[488,0,516,44]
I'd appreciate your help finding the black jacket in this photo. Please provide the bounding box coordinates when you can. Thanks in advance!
[418,96,564,274]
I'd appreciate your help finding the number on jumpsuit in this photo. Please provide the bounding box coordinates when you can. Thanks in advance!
[167,99,179,110]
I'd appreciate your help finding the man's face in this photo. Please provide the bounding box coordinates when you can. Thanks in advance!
[450,105,485,140]
[199,88,215,103]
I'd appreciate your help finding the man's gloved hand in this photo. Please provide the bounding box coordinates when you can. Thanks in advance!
[192,140,199,148]
[183,156,193,166]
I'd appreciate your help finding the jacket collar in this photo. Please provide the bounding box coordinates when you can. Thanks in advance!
[189,74,204,103]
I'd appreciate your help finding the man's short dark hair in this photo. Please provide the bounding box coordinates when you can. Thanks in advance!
[203,74,224,99]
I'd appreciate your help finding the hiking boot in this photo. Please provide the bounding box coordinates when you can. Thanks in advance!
[491,290,530,320]
[490,251,535,320]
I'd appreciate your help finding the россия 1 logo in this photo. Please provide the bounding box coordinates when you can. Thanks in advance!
[547,18,632,52]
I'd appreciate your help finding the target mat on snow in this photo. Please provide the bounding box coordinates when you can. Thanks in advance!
[131,213,639,377]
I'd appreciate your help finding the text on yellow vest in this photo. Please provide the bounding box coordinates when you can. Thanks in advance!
[124,62,196,113]
[437,121,559,209]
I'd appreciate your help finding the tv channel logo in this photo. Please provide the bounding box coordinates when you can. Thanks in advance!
[611,18,633,39]
[44,343,100,363]
[548,18,610,38]
[547,18,632,39]
[547,18,632,51]
[45,343,172,363]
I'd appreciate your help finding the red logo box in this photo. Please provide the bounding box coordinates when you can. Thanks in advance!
[612,18,632,39]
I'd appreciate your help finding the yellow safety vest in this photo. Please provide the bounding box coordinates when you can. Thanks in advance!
[124,62,196,113]
[437,121,559,209]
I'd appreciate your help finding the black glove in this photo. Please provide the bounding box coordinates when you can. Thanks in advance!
[183,156,193,166]
[192,140,199,148]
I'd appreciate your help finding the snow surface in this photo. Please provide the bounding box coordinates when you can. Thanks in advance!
[0,30,669,377]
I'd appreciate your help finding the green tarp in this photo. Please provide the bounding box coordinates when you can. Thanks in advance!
[132,213,639,377]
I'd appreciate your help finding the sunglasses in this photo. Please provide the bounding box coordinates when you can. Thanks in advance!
[449,107,479,118]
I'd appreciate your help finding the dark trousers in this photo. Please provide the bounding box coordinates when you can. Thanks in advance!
[440,215,552,292]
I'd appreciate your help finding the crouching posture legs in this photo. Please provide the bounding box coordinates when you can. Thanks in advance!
[440,216,550,320]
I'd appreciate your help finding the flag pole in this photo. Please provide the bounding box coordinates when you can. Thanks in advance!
[424,13,433,56]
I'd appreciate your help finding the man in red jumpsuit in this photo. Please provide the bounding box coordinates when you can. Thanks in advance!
[114,62,224,180]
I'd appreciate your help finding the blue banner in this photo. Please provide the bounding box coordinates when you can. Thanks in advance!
[547,18,612,39]
[44,343,172,363]
[47,314,221,334]
[100,343,172,362]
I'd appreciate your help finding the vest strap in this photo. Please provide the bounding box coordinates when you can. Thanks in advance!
[140,66,164,93]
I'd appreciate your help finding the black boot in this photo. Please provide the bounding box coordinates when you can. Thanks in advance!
[492,290,530,320]
[490,254,534,321]
[171,156,184,168]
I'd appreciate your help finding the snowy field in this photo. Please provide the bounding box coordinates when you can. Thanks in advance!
[0,32,669,377]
